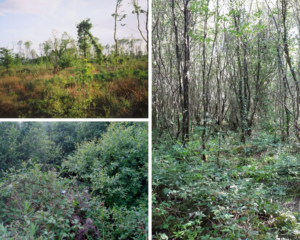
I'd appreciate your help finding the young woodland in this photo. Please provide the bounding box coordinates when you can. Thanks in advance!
[0,122,148,239]
[0,0,148,118]
[152,0,300,239]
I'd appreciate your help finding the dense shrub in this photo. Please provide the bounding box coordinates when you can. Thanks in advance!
[0,160,148,239]
[0,161,99,239]
[88,199,148,239]
[63,122,148,208]
[0,122,148,239]
[0,122,62,175]
[59,55,73,69]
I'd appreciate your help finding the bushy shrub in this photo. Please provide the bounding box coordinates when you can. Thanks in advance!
[0,161,100,239]
[59,55,73,69]
[0,122,62,175]
[133,69,148,80]
[0,122,148,240]
[87,199,148,239]
[7,69,16,76]
[63,122,148,208]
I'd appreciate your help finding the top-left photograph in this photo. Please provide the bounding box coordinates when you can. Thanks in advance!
[0,0,148,118]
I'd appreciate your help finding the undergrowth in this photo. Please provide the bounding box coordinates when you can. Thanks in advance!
[152,129,300,240]
[0,162,147,240]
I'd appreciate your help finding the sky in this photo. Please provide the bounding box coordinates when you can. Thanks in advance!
[0,0,147,54]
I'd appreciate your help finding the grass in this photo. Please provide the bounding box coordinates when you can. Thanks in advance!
[0,58,148,118]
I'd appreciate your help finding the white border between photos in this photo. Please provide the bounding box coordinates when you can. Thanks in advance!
[148,0,152,238]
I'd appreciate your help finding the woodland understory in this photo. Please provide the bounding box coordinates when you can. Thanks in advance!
[152,0,300,239]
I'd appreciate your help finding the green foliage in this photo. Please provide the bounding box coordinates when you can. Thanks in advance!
[0,122,148,239]
[0,162,147,239]
[0,161,83,239]
[88,199,148,239]
[0,122,62,175]
[76,18,103,63]
[63,122,148,208]
[73,58,94,86]
[0,47,14,72]
[153,130,300,239]
[0,122,112,176]
[58,55,73,69]
[46,122,109,156]
[94,64,148,82]
[51,32,72,73]
[77,19,93,58]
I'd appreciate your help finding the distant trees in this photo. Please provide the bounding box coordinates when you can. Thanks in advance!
[0,122,62,173]
[0,47,14,72]
[43,40,52,62]
[77,19,103,63]
[0,122,110,174]
[24,41,32,62]
[0,5,148,70]
[17,40,23,58]
[51,31,71,74]
[77,19,92,59]
[112,0,127,56]
[30,49,36,60]
[131,0,148,53]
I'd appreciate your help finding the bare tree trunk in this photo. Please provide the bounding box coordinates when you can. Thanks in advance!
[282,0,300,142]
[182,0,191,147]
[202,1,208,160]
[172,0,184,140]
[231,0,247,143]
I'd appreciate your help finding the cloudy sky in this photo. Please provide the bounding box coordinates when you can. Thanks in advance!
[0,0,147,54]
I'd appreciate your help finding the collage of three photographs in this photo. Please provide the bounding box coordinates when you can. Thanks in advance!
[0,0,148,239]
[1,0,300,239]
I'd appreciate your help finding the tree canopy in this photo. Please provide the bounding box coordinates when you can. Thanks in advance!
[0,47,14,72]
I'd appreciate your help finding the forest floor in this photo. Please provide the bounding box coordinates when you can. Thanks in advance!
[153,127,300,240]
[0,58,148,118]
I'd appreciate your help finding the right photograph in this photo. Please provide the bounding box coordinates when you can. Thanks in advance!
[152,0,300,239]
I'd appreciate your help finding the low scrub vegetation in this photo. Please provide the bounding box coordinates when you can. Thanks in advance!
[0,57,148,118]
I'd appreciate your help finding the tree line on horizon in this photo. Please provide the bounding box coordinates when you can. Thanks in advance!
[0,0,148,73]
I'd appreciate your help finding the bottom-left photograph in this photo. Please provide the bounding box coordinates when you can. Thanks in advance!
[0,121,148,239]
